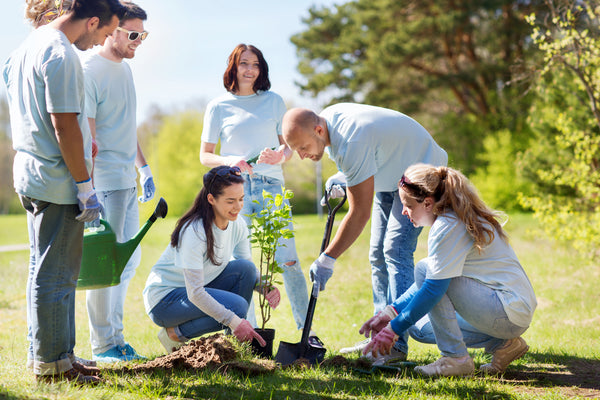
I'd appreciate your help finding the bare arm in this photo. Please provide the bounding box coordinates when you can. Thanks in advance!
[135,141,147,169]
[323,175,374,259]
[52,113,90,182]
[200,141,253,173]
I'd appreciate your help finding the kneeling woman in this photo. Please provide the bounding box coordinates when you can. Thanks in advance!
[361,163,536,377]
[143,166,280,353]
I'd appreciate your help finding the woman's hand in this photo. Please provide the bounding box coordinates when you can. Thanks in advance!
[224,156,253,174]
[359,305,398,338]
[362,326,399,358]
[264,286,281,309]
[257,144,290,165]
[232,319,266,346]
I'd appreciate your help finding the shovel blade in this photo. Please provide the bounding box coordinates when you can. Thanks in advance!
[275,341,326,366]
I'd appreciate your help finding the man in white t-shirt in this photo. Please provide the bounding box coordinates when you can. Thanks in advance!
[3,0,124,384]
[81,1,154,363]
[282,103,448,363]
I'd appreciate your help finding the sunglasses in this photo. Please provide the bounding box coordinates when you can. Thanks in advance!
[207,166,241,193]
[116,26,149,41]
[399,175,428,199]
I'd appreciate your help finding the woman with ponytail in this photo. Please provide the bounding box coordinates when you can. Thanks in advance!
[143,166,280,354]
[360,164,536,377]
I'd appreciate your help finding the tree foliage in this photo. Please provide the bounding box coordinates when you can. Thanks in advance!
[519,0,600,258]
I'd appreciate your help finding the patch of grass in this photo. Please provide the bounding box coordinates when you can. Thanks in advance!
[0,212,598,399]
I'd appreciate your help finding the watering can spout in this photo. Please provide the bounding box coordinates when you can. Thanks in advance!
[77,197,168,289]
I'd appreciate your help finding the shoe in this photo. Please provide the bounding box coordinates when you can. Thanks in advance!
[308,335,325,349]
[72,360,101,376]
[340,338,371,354]
[414,356,475,377]
[158,327,183,354]
[93,344,144,363]
[365,347,407,366]
[480,337,529,374]
[36,368,102,385]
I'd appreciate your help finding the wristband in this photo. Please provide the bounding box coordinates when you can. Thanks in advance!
[382,305,399,320]
[317,252,336,269]
[75,178,93,193]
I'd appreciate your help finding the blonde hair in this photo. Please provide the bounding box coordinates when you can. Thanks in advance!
[401,163,507,251]
[25,0,73,28]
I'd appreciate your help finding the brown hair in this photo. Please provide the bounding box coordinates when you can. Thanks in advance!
[223,44,271,94]
[401,163,507,251]
[170,166,244,265]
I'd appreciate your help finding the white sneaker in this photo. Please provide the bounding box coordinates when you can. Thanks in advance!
[158,327,183,354]
[366,347,407,366]
[340,338,371,354]
[480,337,529,374]
[414,356,475,377]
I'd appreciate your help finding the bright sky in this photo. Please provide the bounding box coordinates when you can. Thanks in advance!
[0,0,339,124]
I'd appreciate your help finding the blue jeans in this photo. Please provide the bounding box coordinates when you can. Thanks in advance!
[86,187,140,354]
[147,259,256,340]
[408,259,529,357]
[370,190,422,354]
[241,173,308,330]
[21,195,83,375]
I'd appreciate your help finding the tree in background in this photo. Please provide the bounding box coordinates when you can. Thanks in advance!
[520,0,600,258]
[0,97,22,214]
[291,0,544,174]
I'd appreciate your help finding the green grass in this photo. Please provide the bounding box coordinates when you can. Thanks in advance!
[0,211,598,399]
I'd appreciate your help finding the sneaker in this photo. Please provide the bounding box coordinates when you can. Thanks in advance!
[36,368,102,386]
[414,356,475,377]
[158,327,183,354]
[480,337,529,374]
[366,347,407,366]
[340,338,371,354]
[93,344,144,363]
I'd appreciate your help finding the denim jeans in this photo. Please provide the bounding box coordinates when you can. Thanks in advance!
[409,259,529,357]
[86,187,140,354]
[241,173,308,330]
[147,259,256,340]
[20,195,83,375]
[370,190,422,354]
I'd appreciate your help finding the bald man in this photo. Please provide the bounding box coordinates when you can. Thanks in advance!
[282,103,447,364]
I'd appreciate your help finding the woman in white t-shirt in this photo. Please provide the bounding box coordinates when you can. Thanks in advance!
[143,166,280,353]
[360,163,536,377]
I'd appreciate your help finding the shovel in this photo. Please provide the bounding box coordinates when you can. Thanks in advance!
[275,188,347,366]
[77,197,168,290]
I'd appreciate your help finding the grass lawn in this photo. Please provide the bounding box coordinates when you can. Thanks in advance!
[0,210,598,399]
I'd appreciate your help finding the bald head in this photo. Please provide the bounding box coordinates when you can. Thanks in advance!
[282,107,329,162]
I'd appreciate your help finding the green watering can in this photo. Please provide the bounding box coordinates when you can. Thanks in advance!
[77,197,168,290]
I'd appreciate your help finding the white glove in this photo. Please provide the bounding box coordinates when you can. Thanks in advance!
[138,165,155,203]
[321,171,347,206]
[309,252,336,291]
[75,179,103,222]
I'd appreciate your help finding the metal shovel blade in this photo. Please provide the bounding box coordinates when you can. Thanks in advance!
[275,339,326,366]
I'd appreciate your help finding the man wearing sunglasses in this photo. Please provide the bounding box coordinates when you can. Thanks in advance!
[80,1,154,363]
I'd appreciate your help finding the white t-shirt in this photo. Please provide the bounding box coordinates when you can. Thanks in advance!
[143,217,253,316]
[201,91,286,182]
[3,26,91,204]
[427,212,537,328]
[81,51,137,191]
[321,103,448,192]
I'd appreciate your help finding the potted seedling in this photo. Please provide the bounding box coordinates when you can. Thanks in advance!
[247,188,295,358]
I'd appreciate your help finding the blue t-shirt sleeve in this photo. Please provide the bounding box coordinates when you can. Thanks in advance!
[201,101,221,144]
[341,138,377,187]
[389,278,451,335]
[43,53,83,114]
[274,93,286,136]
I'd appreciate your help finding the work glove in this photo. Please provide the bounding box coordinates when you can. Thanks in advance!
[359,305,399,338]
[363,325,399,358]
[320,171,347,206]
[75,179,103,222]
[309,253,335,291]
[231,318,266,347]
[138,165,155,203]
[264,286,281,309]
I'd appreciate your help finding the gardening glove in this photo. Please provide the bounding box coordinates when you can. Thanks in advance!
[75,179,103,222]
[363,324,399,358]
[309,252,335,291]
[257,144,290,165]
[231,318,266,347]
[359,305,399,338]
[320,171,347,206]
[138,165,155,203]
[225,155,253,174]
[264,286,281,309]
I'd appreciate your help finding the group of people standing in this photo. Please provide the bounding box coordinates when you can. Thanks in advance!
[3,0,537,387]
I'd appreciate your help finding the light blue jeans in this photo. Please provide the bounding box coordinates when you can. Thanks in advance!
[86,187,140,354]
[147,259,256,340]
[21,196,83,375]
[408,259,529,357]
[241,173,308,330]
[370,190,422,354]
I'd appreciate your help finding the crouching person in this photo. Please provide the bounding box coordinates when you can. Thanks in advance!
[360,163,537,377]
[143,166,280,353]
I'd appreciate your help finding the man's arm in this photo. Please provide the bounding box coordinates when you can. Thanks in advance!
[51,112,90,182]
[323,175,374,259]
